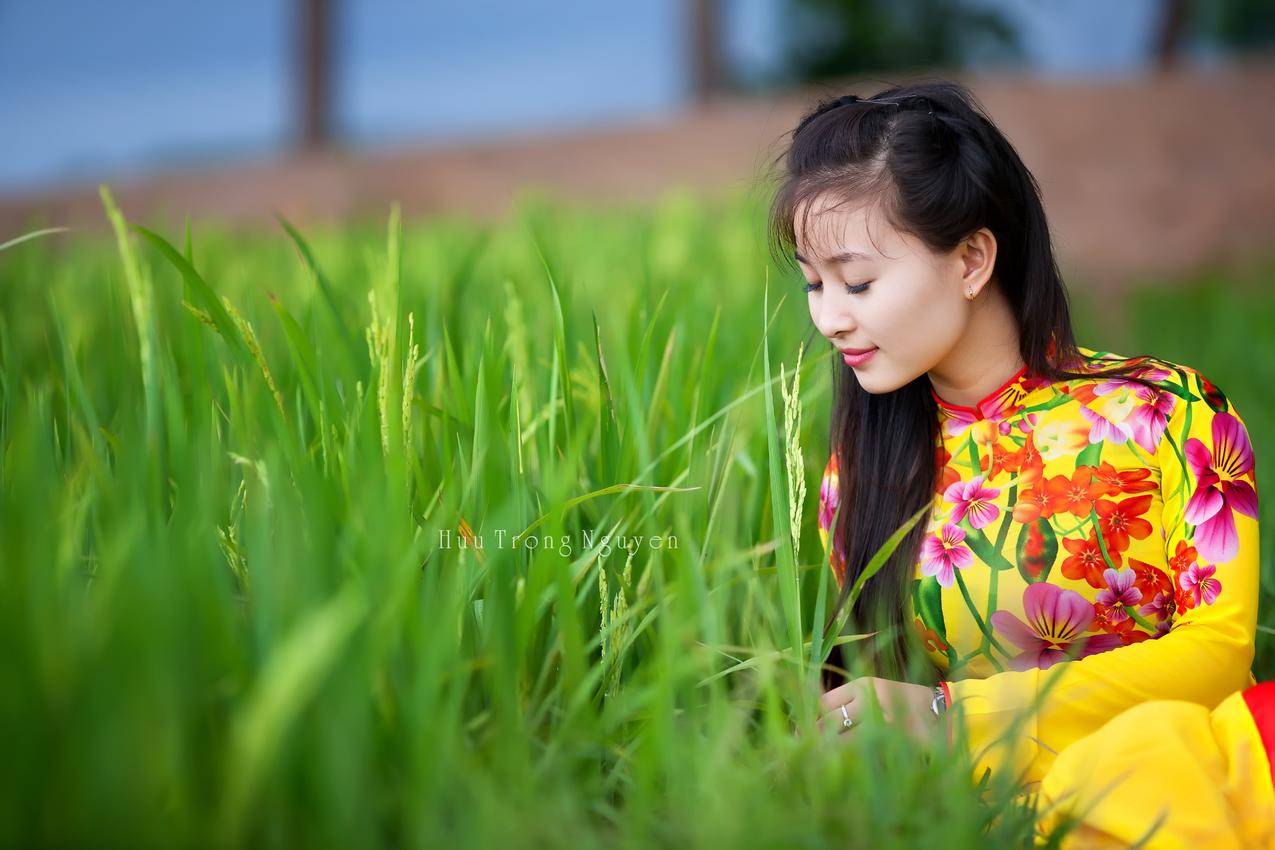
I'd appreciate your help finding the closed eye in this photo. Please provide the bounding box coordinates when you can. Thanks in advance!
[803,281,873,294]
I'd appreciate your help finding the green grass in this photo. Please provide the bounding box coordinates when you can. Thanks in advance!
[0,184,1269,848]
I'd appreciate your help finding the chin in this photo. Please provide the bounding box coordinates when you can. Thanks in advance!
[854,369,909,395]
[852,373,890,394]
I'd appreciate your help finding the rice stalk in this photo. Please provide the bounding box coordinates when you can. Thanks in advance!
[221,295,284,417]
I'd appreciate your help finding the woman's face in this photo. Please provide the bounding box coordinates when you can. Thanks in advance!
[794,194,976,394]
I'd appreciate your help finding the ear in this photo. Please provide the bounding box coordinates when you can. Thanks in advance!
[959,228,997,297]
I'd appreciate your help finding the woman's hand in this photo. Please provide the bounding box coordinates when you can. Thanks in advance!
[815,676,941,743]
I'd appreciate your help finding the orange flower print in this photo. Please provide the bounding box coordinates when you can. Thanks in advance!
[935,444,961,494]
[815,347,1259,718]
[1094,494,1154,552]
[1061,530,1122,589]
[979,439,1020,482]
[1091,599,1136,635]
[1013,482,1048,524]
[1090,461,1157,496]
[1011,434,1045,490]
[1168,539,1198,572]
[1092,605,1167,644]
[1043,467,1105,518]
[1128,557,1173,610]
[1167,540,1202,614]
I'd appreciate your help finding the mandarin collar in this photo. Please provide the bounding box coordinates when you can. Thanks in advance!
[930,362,1048,422]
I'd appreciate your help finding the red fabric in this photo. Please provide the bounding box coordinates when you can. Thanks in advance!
[929,363,1028,413]
[1240,681,1275,789]
[940,680,954,746]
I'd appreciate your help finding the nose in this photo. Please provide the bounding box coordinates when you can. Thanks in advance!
[811,290,853,343]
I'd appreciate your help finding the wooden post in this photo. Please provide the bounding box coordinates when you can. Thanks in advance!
[1153,0,1190,72]
[689,0,724,106]
[299,0,332,150]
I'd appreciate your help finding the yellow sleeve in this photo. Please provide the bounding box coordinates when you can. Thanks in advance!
[945,367,1260,788]
[1034,690,1275,848]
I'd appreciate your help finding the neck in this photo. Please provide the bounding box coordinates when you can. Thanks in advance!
[927,286,1024,408]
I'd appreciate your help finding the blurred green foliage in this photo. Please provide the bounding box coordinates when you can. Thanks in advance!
[0,185,1270,847]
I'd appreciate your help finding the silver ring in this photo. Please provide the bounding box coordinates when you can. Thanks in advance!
[840,704,853,729]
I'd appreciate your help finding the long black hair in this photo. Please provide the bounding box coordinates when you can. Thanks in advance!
[766,79,1168,688]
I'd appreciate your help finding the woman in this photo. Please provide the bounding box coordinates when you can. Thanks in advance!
[769,80,1269,839]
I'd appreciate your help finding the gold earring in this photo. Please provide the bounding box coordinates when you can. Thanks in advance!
[966,287,974,301]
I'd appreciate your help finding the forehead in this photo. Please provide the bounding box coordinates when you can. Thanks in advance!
[792,193,909,264]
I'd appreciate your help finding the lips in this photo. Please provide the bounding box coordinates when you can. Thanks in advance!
[839,345,879,367]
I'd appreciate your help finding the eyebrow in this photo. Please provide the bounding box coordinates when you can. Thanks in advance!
[794,250,874,265]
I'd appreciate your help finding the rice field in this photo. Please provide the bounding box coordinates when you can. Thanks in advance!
[1,184,1271,848]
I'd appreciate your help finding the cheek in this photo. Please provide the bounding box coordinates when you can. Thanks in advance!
[870,283,964,360]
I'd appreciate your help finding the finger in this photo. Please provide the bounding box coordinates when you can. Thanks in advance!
[818,682,857,714]
[816,703,846,739]
[818,701,861,735]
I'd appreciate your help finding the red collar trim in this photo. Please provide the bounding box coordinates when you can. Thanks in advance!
[930,363,1033,421]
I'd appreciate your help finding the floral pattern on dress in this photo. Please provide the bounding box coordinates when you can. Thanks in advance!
[815,345,1259,679]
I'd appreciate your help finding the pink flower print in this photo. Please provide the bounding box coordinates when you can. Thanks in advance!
[1183,411,1258,563]
[1138,590,1173,621]
[1079,403,1134,445]
[943,474,1001,529]
[990,582,1124,671]
[818,472,839,533]
[981,391,1024,423]
[941,407,978,438]
[1093,367,1174,400]
[1137,367,1176,383]
[919,522,974,588]
[1126,387,1177,454]
[997,411,1038,436]
[1179,562,1222,607]
[1094,567,1143,623]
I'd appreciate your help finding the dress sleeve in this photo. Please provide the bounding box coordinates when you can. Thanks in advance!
[943,367,1260,787]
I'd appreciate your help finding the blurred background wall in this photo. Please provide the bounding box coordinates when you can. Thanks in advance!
[2,0,1273,289]
[2,0,1267,191]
